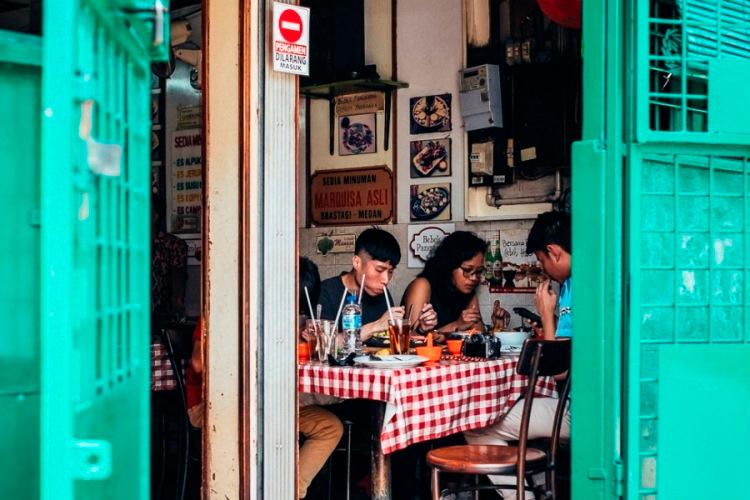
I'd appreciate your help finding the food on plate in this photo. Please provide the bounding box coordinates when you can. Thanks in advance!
[412,141,448,176]
[340,116,374,154]
[410,186,450,220]
[375,348,391,357]
[411,95,450,129]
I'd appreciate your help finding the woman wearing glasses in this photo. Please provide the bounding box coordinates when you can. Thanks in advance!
[402,230,495,334]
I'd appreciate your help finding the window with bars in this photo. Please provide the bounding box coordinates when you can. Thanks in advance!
[642,0,750,138]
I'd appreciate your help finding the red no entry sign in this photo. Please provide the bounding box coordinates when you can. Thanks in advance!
[272,2,310,76]
[278,8,303,43]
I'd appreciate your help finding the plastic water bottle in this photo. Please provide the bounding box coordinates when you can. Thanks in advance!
[341,293,362,355]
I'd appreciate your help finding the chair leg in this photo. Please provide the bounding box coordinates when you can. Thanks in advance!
[344,424,352,500]
[431,468,440,500]
[549,468,557,500]
[474,474,480,500]
[326,456,333,500]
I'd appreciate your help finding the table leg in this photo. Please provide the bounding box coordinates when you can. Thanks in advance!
[370,402,391,500]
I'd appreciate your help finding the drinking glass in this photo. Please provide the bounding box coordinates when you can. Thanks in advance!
[317,319,337,361]
[388,318,411,355]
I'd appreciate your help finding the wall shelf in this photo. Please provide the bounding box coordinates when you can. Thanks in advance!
[301,79,409,154]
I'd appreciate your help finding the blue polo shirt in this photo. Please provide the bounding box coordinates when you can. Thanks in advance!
[556,278,572,338]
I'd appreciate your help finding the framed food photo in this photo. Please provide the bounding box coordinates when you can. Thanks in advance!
[410,139,451,178]
[410,94,451,134]
[410,183,451,222]
[339,113,376,155]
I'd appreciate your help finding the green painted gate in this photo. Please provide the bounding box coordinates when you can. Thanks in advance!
[0,1,167,499]
[574,0,750,499]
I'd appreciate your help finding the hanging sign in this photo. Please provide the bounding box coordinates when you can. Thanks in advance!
[315,233,356,255]
[310,166,393,226]
[335,92,385,116]
[407,223,455,268]
[272,2,310,76]
[169,129,202,234]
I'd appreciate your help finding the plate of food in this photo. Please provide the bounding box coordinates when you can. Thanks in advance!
[340,116,375,154]
[412,141,449,176]
[353,354,428,369]
[410,186,450,221]
[411,95,451,130]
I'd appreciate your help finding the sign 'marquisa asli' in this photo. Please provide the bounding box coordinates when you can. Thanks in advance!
[310,166,393,226]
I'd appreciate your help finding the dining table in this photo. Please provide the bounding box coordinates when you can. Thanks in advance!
[298,353,558,499]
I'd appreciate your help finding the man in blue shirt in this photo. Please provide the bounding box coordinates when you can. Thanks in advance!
[526,210,572,339]
[464,211,571,499]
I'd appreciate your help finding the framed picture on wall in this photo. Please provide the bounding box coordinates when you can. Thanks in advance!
[339,113,377,155]
[410,139,451,178]
[409,94,452,134]
[410,183,451,222]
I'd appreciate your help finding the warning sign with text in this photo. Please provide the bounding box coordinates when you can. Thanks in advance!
[310,167,393,226]
[272,2,310,76]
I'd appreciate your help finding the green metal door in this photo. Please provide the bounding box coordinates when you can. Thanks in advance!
[574,1,750,499]
[624,1,750,499]
[0,30,43,500]
[40,1,168,499]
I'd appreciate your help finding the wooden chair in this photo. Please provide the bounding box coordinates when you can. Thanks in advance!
[426,338,571,500]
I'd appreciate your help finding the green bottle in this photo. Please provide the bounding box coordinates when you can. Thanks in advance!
[492,239,503,282]
[484,241,495,282]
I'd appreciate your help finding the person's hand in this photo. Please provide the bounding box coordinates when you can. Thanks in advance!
[416,303,438,332]
[491,300,511,331]
[535,280,558,325]
[527,319,545,339]
[458,304,482,330]
[377,306,404,330]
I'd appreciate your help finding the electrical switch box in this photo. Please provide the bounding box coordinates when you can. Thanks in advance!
[459,64,503,131]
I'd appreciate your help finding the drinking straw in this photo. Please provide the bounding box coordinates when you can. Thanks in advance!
[332,287,348,330]
[383,285,396,323]
[406,303,414,324]
[304,286,319,335]
[357,274,366,305]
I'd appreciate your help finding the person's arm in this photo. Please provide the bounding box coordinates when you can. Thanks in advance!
[360,306,404,340]
[535,280,559,340]
[437,295,485,333]
[401,278,437,334]
[191,321,203,374]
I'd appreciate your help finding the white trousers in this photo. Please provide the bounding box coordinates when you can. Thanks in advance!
[463,397,570,500]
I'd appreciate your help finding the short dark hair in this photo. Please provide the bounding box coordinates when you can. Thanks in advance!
[299,256,321,313]
[355,228,401,267]
[526,211,571,255]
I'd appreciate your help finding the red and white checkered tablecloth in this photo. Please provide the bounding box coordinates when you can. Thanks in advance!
[298,357,557,454]
[151,342,186,391]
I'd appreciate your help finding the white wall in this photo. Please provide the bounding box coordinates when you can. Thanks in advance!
[396,0,465,222]
[298,0,541,325]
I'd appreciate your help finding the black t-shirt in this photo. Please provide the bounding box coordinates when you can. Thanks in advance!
[318,273,391,330]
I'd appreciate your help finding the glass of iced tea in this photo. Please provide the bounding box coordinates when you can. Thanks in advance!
[304,319,318,359]
[388,318,411,355]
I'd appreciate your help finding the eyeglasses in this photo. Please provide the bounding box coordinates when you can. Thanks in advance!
[460,266,486,279]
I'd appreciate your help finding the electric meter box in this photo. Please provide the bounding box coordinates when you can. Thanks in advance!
[470,141,494,176]
[459,64,503,131]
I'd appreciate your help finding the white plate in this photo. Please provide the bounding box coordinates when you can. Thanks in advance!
[353,354,428,369]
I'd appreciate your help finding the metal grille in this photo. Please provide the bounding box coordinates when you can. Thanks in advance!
[635,152,750,498]
[71,5,150,406]
[645,0,750,134]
